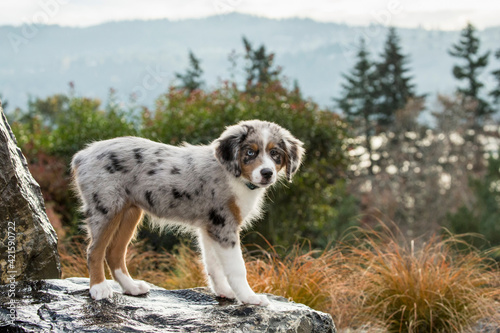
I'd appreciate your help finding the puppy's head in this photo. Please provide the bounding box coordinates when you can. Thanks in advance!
[214,120,305,188]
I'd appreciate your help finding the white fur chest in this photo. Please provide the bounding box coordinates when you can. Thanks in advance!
[227,177,266,227]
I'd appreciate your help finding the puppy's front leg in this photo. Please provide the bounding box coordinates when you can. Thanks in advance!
[198,230,236,299]
[202,230,269,306]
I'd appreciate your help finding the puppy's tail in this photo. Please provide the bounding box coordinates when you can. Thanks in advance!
[70,151,86,198]
[71,151,84,174]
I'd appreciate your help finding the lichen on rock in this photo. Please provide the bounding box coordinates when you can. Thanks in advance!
[0,103,61,284]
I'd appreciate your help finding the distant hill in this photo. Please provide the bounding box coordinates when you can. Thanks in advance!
[1,13,499,112]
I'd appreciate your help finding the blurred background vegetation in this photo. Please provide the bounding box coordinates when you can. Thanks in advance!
[2,22,500,332]
[5,35,356,251]
[5,25,500,253]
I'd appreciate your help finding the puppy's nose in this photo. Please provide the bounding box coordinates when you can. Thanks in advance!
[261,168,273,179]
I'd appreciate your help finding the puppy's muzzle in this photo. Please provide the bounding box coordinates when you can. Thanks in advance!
[260,168,273,180]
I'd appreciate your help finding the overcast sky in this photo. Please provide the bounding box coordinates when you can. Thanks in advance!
[1,0,499,30]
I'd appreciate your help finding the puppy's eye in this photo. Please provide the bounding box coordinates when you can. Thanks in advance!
[270,149,281,162]
[246,149,256,157]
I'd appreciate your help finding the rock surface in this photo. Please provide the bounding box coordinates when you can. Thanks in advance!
[0,103,61,284]
[0,278,336,332]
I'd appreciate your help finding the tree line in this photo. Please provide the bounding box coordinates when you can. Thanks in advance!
[332,23,500,249]
[5,36,350,250]
[4,23,500,251]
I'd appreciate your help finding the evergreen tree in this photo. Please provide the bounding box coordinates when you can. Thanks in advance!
[292,79,302,99]
[490,49,500,107]
[449,23,492,121]
[242,37,281,90]
[175,51,204,93]
[376,27,417,127]
[336,38,379,175]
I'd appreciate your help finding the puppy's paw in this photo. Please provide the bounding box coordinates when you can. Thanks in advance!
[214,286,236,300]
[90,281,113,300]
[123,280,150,296]
[240,294,270,306]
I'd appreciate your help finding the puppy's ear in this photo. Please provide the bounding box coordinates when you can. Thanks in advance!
[214,125,251,177]
[282,136,305,182]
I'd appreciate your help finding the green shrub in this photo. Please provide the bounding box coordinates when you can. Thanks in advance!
[11,92,138,162]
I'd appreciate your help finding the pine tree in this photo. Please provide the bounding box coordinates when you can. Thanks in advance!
[336,38,379,174]
[449,23,492,121]
[490,49,500,107]
[292,79,302,98]
[175,51,204,93]
[376,27,417,127]
[242,37,281,90]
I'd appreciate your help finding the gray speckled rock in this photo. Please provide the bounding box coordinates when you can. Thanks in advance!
[0,104,61,284]
[0,278,336,332]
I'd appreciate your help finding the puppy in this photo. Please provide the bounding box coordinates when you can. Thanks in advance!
[71,119,305,305]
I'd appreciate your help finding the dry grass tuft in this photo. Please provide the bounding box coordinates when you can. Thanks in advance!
[246,239,333,310]
[340,226,500,332]
[58,235,90,279]
[150,242,206,290]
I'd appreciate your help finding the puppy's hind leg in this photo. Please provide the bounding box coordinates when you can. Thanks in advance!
[198,230,236,299]
[106,205,149,296]
[87,211,123,300]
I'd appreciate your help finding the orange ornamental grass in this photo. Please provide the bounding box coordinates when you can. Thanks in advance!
[58,226,500,332]
[244,238,365,329]
[245,239,333,310]
[340,226,500,332]
[58,235,90,279]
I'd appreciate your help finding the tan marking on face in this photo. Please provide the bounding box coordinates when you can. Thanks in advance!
[239,142,264,180]
[266,141,285,172]
[228,197,242,225]
[249,143,259,152]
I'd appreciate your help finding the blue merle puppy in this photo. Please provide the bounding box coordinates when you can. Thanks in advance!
[71,119,305,305]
